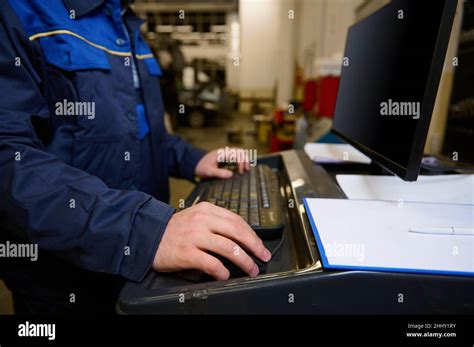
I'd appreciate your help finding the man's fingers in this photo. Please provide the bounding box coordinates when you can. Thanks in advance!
[202,212,270,263]
[199,203,272,262]
[194,202,271,263]
[221,148,250,174]
[200,234,259,277]
[196,201,243,222]
[192,251,230,280]
[198,203,264,245]
[210,167,233,179]
[237,161,244,174]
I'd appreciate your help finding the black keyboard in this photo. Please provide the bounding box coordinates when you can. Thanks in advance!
[200,164,284,239]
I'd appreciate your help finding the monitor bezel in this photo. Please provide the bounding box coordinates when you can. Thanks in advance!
[331,0,458,182]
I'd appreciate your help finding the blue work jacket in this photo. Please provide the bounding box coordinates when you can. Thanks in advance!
[0,0,205,296]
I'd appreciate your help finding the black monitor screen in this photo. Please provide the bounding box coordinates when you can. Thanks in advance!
[332,0,456,181]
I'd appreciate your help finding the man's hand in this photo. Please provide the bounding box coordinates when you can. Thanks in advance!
[194,148,251,179]
[153,202,271,280]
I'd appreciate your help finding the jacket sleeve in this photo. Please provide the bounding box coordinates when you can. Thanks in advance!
[163,131,207,181]
[0,16,173,283]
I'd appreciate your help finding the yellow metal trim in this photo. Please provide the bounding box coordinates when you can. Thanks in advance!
[29,30,131,57]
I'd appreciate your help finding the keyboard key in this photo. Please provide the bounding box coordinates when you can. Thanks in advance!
[217,200,228,209]
[250,218,260,227]
[201,165,283,239]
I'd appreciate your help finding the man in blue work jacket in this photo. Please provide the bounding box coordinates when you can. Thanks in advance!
[0,0,271,314]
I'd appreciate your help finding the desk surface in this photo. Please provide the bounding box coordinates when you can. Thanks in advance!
[117,150,474,314]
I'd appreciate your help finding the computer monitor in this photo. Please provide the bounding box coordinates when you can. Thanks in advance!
[332,0,457,181]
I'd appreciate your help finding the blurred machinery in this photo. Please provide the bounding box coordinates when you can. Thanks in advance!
[133,0,237,129]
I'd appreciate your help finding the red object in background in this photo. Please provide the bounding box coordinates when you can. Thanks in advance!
[317,76,340,118]
[303,80,318,112]
[273,108,285,125]
[270,108,294,152]
[270,134,293,152]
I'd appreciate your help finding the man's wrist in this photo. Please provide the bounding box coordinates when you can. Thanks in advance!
[121,197,175,282]
[186,147,207,180]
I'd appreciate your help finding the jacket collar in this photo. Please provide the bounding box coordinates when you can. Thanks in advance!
[63,0,106,17]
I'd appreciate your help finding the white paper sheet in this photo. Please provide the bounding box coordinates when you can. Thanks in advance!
[304,143,371,164]
[336,174,474,205]
[304,198,474,276]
